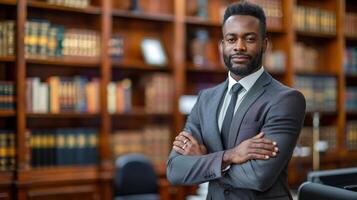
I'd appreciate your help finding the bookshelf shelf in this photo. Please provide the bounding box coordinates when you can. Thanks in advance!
[27,1,101,15]
[296,30,337,39]
[295,71,338,77]
[18,166,98,184]
[110,107,173,118]
[0,55,15,62]
[186,63,226,74]
[185,16,221,27]
[346,110,357,116]
[112,60,171,72]
[26,57,100,67]
[112,9,174,23]
[345,35,357,42]
[0,171,14,185]
[345,74,357,79]
[305,111,338,116]
[26,112,100,118]
[0,0,16,6]
[0,110,15,117]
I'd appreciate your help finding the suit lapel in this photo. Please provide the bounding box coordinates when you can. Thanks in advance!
[207,79,228,152]
[227,71,272,148]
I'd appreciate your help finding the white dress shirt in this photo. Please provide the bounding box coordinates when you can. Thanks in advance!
[218,67,265,131]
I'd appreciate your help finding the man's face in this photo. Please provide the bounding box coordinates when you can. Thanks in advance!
[222,15,267,77]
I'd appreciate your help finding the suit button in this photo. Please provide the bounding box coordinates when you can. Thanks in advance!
[224,189,230,195]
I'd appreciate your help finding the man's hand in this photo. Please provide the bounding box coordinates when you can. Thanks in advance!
[173,131,207,156]
[222,132,278,167]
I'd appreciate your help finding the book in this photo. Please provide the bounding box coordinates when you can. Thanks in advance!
[30,128,98,167]
[295,76,337,112]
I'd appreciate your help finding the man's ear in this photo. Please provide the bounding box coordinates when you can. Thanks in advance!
[262,37,268,53]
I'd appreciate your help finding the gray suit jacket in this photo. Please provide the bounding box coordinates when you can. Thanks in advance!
[167,71,306,200]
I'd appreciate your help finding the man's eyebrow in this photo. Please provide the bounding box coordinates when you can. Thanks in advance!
[224,32,258,37]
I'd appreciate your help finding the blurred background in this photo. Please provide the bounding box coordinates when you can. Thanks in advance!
[0,0,357,199]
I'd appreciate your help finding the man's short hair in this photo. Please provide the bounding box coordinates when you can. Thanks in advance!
[223,1,267,37]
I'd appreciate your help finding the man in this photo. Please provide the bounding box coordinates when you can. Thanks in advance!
[166,1,306,200]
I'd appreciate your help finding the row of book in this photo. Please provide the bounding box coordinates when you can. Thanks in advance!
[346,87,357,112]
[345,13,357,37]
[25,20,100,58]
[249,0,283,29]
[264,50,286,73]
[293,42,318,73]
[0,82,15,111]
[0,20,15,57]
[294,126,337,157]
[108,79,132,114]
[47,0,90,9]
[26,76,100,113]
[110,35,124,60]
[295,76,337,112]
[145,74,173,114]
[30,128,98,167]
[294,6,336,34]
[344,47,357,75]
[0,130,15,171]
[112,125,170,166]
[346,121,357,150]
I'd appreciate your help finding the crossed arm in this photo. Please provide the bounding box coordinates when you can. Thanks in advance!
[166,90,306,191]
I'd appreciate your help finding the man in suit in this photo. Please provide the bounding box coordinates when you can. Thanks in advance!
[166,2,306,200]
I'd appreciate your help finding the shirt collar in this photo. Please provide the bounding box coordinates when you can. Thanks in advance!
[227,66,265,93]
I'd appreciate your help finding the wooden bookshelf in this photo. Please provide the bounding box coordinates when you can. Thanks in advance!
[112,9,174,22]
[112,60,171,72]
[0,56,15,62]
[26,1,102,15]
[0,0,16,6]
[26,57,101,67]
[1,0,357,199]
[0,110,15,117]
[26,112,100,118]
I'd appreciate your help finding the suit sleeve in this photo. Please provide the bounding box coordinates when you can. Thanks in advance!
[166,91,225,185]
[218,90,306,191]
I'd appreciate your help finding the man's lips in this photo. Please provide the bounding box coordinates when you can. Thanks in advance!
[231,55,250,63]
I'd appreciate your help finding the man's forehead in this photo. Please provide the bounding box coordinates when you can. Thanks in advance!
[223,15,260,29]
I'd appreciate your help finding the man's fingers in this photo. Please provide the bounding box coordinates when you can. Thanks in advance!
[173,140,185,148]
[175,135,189,144]
[181,132,198,145]
[250,148,277,157]
[253,132,264,139]
[250,142,276,151]
[173,146,186,155]
[252,138,276,145]
[249,153,270,160]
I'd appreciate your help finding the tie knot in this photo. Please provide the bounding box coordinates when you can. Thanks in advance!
[231,83,243,94]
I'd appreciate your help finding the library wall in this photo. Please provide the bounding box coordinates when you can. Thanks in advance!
[0,0,357,199]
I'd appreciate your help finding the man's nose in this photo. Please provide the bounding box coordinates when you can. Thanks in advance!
[234,39,246,52]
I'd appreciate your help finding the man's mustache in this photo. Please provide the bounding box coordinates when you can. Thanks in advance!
[229,53,252,60]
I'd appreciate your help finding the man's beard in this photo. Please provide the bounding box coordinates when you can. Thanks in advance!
[223,50,263,77]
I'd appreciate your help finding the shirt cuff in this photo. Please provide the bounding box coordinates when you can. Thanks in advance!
[222,164,231,174]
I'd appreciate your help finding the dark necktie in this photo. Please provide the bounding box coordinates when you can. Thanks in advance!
[221,83,243,149]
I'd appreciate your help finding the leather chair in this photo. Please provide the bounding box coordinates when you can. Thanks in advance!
[298,182,357,200]
[113,154,160,200]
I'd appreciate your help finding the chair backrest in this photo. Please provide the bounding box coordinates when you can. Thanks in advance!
[298,182,357,200]
[113,154,158,196]
[307,167,357,188]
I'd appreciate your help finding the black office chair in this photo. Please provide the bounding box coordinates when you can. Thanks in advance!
[113,154,160,200]
[298,182,357,200]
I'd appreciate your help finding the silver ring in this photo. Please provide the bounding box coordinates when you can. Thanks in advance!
[183,144,187,150]
[184,139,188,144]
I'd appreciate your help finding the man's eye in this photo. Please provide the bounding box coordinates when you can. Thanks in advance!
[246,37,256,42]
[227,38,235,43]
